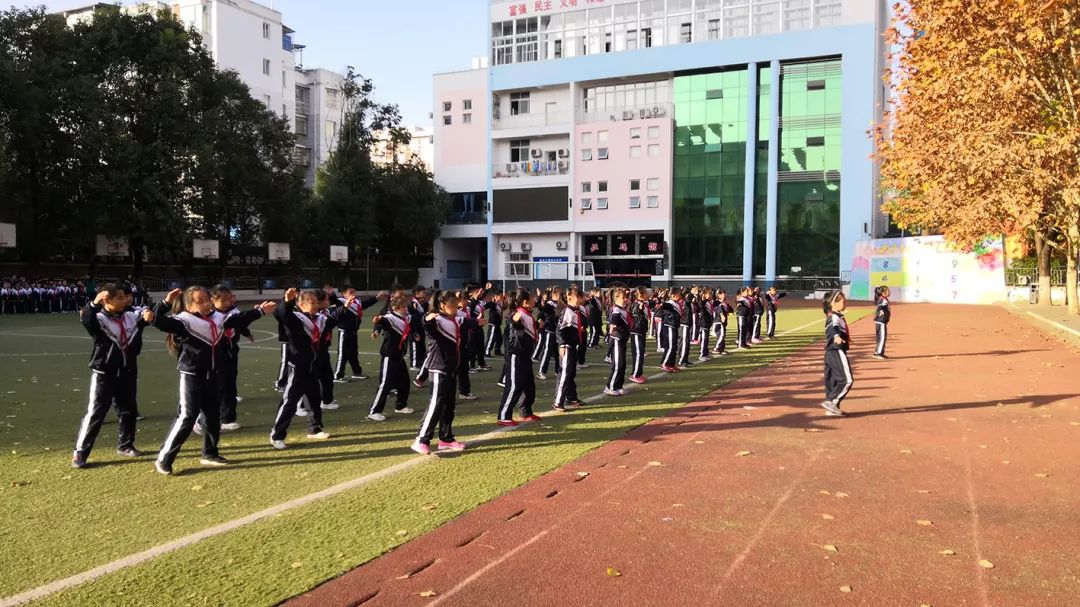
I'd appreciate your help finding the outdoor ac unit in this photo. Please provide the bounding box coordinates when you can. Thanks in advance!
[521,242,532,252]
[555,241,567,251]
[623,111,635,120]
[558,148,569,158]
[530,149,543,158]
[653,106,665,117]
[499,242,512,252]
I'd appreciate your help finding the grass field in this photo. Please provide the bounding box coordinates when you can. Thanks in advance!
[0,305,868,606]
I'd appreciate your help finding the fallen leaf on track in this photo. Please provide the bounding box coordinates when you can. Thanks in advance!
[834,492,850,499]
[422,503,438,512]
[819,490,832,496]
[839,585,852,593]
[916,520,933,526]
[576,471,589,478]
[979,559,995,569]
[735,450,752,457]
[900,449,913,454]
[606,567,622,577]
[820,513,835,520]
[395,530,409,537]
[647,461,663,466]
[290,562,302,569]
[823,544,838,553]
[420,590,437,597]
[805,428,822,433]
[1034,473,1049,479]
[938,550,956,556]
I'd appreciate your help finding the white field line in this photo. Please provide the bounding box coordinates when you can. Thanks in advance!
[0,318,824,607]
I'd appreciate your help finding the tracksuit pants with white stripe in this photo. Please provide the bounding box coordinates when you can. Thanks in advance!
[553,346,579,407]
[661,325,678,367]
[485,324,503,357]
[607,338,627,391]
[276,343,290,388]
[335,329,361,379]
[318,358,335,405]
[712,323,728,354]
[271,366,324,441]
[630,333,646,380]
[74,369,137,460]
[753,314,762,340]
[875,322,888,356]
[158,371,221,466]
[218,357,240,424]
[737,316,751,348]
[824,349,854,408]
[766,309,777,338]
[410,336,427,370]
[498,354,535,421]
[678,325,692,366]
[534,332,556,376]
[416,371,457,445]
[698,328,711,359]
[369,356,411,415]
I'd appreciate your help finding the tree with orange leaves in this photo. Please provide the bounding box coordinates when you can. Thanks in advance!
[877,0,1080,314]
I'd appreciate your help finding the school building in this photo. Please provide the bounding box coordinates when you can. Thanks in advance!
[421,0,890,289]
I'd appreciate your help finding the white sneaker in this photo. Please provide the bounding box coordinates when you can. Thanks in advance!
[497,382,506,388]
[320,402,340,410]
[603,388,621,396]
[351,375,367,380]
[270,439,287,450]
[537,372,546,380]
[192,423,205,436]
[307,431,331,440]
[618,389,630,396]
[333,378,349,384]
[367,413,387,422]
[295,407,309,417]
[220,422,242,431]
[395,407,415,414]
[235,396,244,403]
[459,393,478,401]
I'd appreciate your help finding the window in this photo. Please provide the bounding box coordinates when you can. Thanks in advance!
[783,0,812,31]
[294,115,308,135]
[326,120,337,142]
[510,139,530,162]
[806,136,825,147]
[463,99,473,110]
[642,27,653,48]
[630,128,642,139]
[680,22,692,43]
[581,148,593,161]
[597,148,609,160]
[263,22,270,39]
[554,39,563,58]
[630,196,642,209]
[443,115,452,126]
[597,198,609,210]
[648,144,661,157]
[463,113,472,124]
[443,101,452,112]
[630,179,641,191]
[582,182,592,193]
[753,0,781,35]
[597,130,609,143]
[807,79,826,91]
[581,198,592,209]
[262,94,271,106]
[598,181,608,192]
[510,91,531,115]
[326,89,340,110]
[630,146,642,158]
[582,132,593,145]
[647,196,659,208]
[262,59,271,76]
[648,126,660,139]
[647,178,659,191]
[707,18,720,40]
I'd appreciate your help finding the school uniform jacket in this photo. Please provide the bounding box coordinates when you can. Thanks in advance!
[825,312,850,352]
[279,300,346,374]
[734,297,752,319]
[765,292,787,312]
[484,300,502,330]
[373,311,412,358]
[876,297,891,324]
[660,300,681,328]
[714,301,734,326]
[608,305,630,341]
[539,300,559,334]
[556,306,586,347]
[505,308,538,356]
[629,301,648,335]
[81,303,150,373]
[424,314,462,374]
[752,295,765,316]
[217,306,253,361]
[152,302,264,373]
[335,296,379,333]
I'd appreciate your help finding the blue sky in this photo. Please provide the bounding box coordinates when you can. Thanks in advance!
[30,0,489,126]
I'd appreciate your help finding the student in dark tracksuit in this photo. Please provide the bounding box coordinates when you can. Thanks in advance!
[409,287,429,370]
[604,288,630,396]
[484,293,504,357]
[873,285,891,359]
[553,286,587,411]
[72,286,154,468]
[274,302,291,392]
[211,287,253,431]
[735,289,754,350]
[334,287,380,382]
[153,287,273,474]
[534,294,559,379]
[677,293,694,367]
[764,286,788,339]
[821,291,853,416]
[412,292,470,455]
[751,287,765,343]
[628,288,649,384]
[270,289,350,450]
[711,291,734,355]
[497,288,540,426]
[696,289,713,360]
[455,304,483,400]
[466,284,490,372]
[366,296,417,421]
[659,292,682,372]
[586,291,603,348]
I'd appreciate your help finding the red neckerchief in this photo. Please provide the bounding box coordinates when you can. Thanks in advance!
[517,307,536,340]
[395,312,411,350]
[109,315,129,351]
[576,307,587,342]
[203,314,220,354]
[308,313,320,353]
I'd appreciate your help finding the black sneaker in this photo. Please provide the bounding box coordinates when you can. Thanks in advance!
[116,447,144,458]
[71,455,87,469]
[199,455,230,467]
[154,460,173,475]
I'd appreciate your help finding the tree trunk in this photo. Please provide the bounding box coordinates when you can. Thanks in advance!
[1035,229,1052,306]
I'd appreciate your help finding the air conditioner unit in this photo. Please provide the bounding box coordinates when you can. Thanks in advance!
[558,148,569,158]
[640,108,648,119]
[520,242,532,252]
[652,106,664,117]
[530,149,543,158]
[555,241,567,251]
[622,110,635,120]
[499,242,512,252]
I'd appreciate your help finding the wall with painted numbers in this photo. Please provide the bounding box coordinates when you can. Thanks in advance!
[849,236,1005,304]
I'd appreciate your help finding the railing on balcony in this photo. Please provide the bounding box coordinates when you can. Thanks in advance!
[295,100,310,116]
[446,211,488,225]
[492,161,570,179]
[493,109,573,130]
[577,102,675,125]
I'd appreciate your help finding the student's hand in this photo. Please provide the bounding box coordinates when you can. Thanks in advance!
[93,291,108,305]
[833,335,844,345]
[142,309,155,323]
[512,311,522,323]
[377,291,388,300]
[257,301,277,314]
[164,288,182,305]
[371,332,379,341]
[246,334,257,343]
[477,318,487,327]
[344,293,356,306]
[284,288,298,302]
[485,282,493,290]
[373,315,383,325]
[425,313,438,322]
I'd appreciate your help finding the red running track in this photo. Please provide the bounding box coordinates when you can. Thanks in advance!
[288,304,1080,607]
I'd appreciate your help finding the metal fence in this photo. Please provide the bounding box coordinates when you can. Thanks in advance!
[1005,267,1074,286]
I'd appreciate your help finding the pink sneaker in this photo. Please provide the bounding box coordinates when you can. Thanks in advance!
[410,441,431,455]
[438,441,467,452]
[629,376,647,384]
[521,414,543,422]
[497,420,519,427]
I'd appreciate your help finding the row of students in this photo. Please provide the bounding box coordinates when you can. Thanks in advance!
[2,280,90,314]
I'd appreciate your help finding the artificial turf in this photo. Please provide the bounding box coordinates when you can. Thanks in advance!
[0,306,868,605]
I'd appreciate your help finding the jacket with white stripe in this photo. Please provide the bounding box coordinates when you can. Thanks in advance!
[334,296,379,333]
[825,312,850,352]
[556,306,586,347]
[629,301,648,335]
[280,300,347,373]
[81,303,150,373]
[152,301,264,373]
[713,301,733,326]
[373,311,413,358]
[875,297,891,324]
[216,306,253,360]
[539,300,559,334]
[660,300,681,328]
[504,308,538,356]
[424,314,462,374]
[766,292,787,312]
[608,305,630,341]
